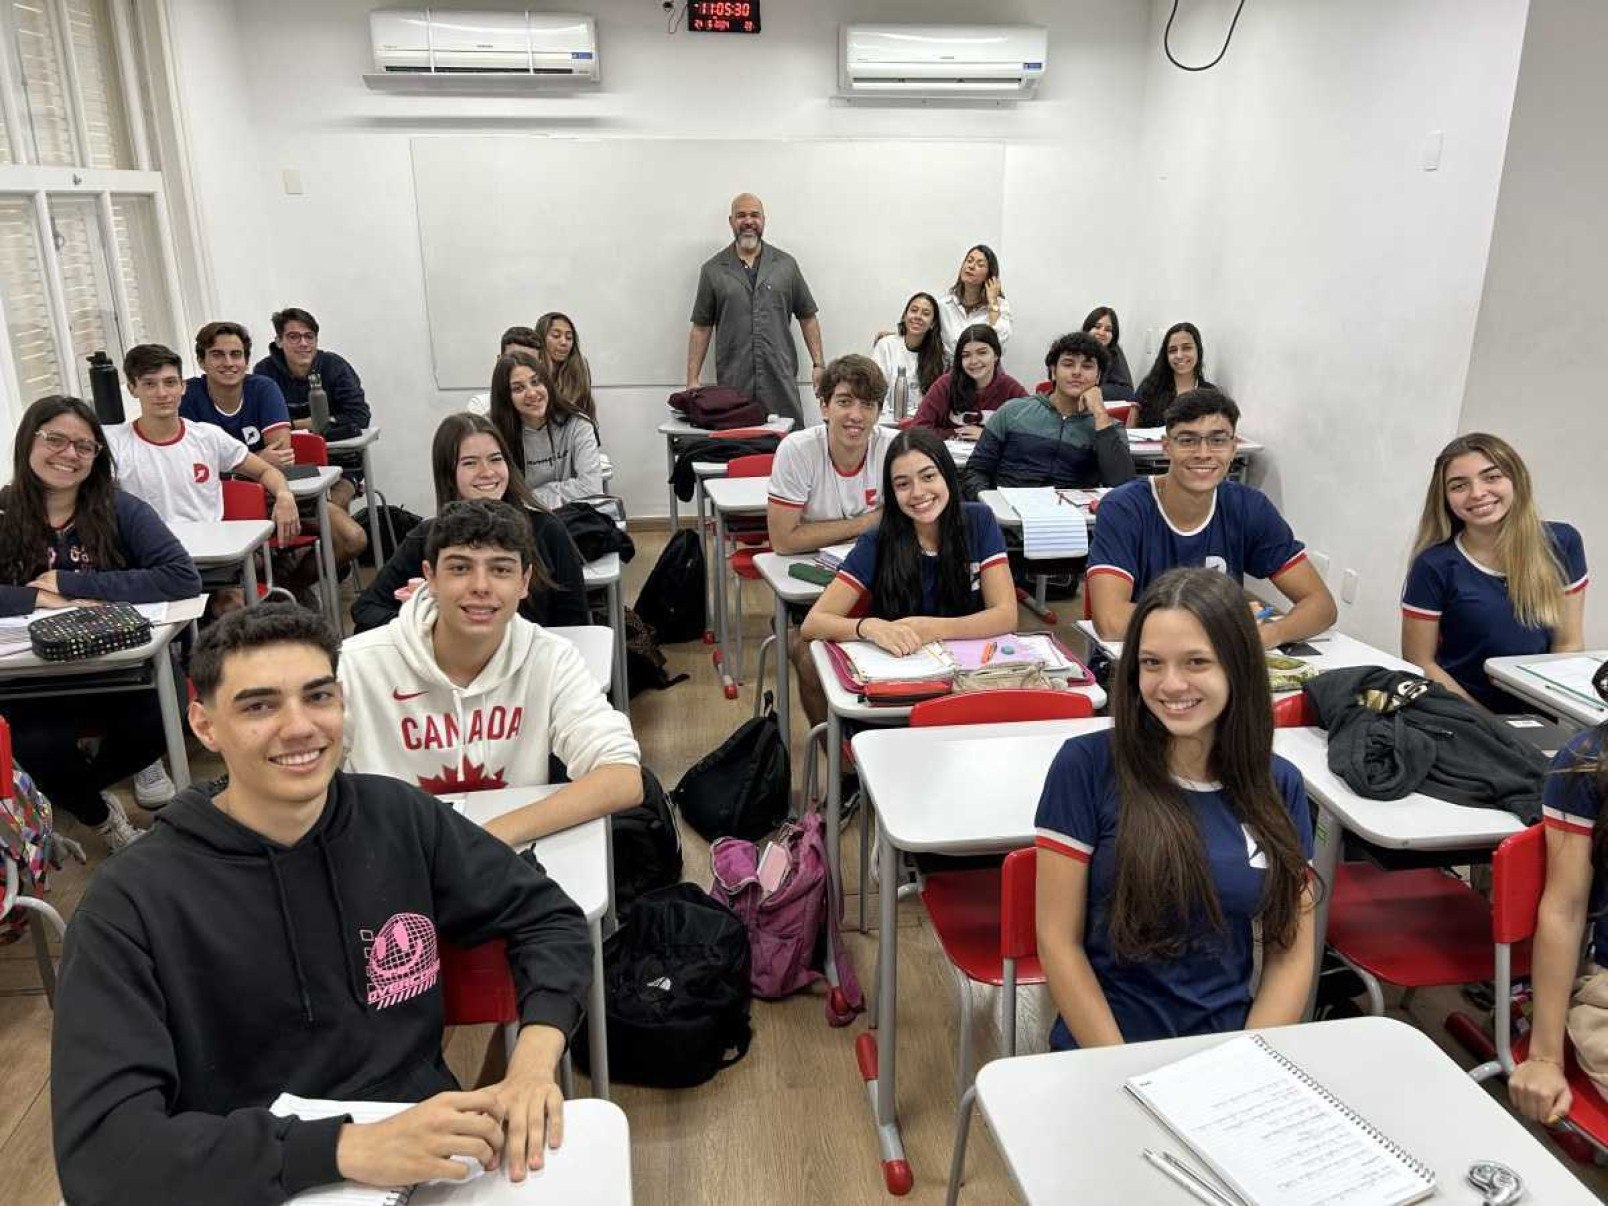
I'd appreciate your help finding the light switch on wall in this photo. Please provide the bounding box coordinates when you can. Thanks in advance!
[282,169,304,195]
[1341,569,1359,605]
[1422,130,1443,171]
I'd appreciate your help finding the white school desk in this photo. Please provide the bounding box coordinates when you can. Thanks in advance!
[1486,650,1608,730]
[171,519,273,606]
[0,595,206,790]
[1272,724,1525,990]
[455,790,614,1101]
[752,550,827,752]
[968,1015,1598,1206]
[814,643,1106,947]
[1127,429,1265,481]
[978,487,1098,620]
[286,465,344,633]
[657,413,793,531]
[850,717,1112,1194]
[412,1098,632,1204]
[582,554,627,711]
[701,475,772,700]
[324,425,384,567]
[547,624,614,696]
[1078,622,1418,684]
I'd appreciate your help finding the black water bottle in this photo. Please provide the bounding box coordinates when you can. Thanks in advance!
[86,351,124,425]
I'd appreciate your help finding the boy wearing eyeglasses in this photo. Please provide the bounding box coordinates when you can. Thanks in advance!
[1086,389,1338,646]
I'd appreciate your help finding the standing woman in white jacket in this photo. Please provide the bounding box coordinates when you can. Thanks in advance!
[489,351,604,508]
[937,245,1012,366]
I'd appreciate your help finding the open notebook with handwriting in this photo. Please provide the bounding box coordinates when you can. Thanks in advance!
[1124,1034,1436,1206]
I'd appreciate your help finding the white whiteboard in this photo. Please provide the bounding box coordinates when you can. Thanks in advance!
[411,137,1007,389]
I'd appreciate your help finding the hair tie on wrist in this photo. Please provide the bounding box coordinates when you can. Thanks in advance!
[855,617,867,639]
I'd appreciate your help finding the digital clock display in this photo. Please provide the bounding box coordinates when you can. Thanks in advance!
[688,1,761,34]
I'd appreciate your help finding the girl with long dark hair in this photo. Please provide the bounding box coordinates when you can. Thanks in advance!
[910,324,1028,441]
[1402,432,1586,711]
[800,426,1014,653]
[1132,321,1212,427]
[534,311,599,429]
[0,396,201,850]
[1035,567,1315,1047]
[489,351,604,507]
[870,292,946,422]
[1510,697,1608,1124]
[937,244,1012,364]
[1082,305,1135,400]
[351,412,587,632]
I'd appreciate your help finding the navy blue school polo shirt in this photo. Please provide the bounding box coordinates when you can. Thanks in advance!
[1034,730,1312,1047]
[834,501,1008,617]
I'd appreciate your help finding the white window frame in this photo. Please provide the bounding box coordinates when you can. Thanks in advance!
[0,0,188,431]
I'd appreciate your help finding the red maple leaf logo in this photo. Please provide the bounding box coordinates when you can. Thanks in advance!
[417,757,507,794]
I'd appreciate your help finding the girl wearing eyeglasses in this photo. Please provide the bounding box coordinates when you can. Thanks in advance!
[1401,433,1587,711]
[0,396,200,851]
[1036,567,1316,1049]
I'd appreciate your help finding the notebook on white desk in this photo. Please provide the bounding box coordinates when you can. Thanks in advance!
[1124,1033,1435,1206]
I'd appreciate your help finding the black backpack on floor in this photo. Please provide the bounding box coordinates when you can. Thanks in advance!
[624,607,688,697]
[611,767,682,914]
[633,529,706,645]
[672,694,790,842]
[353,503,426,568]
[573,883,752,1088]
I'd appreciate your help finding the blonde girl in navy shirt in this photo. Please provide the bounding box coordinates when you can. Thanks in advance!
[800,426,1014,653]
[1035,567,1315,1047]
[1401,433,1587,712]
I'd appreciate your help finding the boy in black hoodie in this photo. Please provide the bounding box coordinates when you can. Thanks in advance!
[50,605,593,1206]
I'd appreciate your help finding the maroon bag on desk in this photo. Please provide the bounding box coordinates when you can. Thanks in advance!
[668,385,768,430]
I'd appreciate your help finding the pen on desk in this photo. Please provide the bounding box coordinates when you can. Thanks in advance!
[1254,604,1277,623]
[981,640,997,665]
[1141,1149,1239,1206]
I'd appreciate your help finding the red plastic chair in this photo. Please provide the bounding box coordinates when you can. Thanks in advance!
[909,690,1093,1099]
[714,453,775,696]
[1269,682,1510,1014]
[222,478,318,598]
[440,939,520,1067]
[290,429,329,466]
[1449,825,1608,1158]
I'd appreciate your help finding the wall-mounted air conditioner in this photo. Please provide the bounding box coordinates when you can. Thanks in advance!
[369,9,599,84]
[839,24,1047,100]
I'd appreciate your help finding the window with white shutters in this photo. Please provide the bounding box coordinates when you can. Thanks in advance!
[0,196,63,396]
[0,0,189,419]
[13,1,78,166]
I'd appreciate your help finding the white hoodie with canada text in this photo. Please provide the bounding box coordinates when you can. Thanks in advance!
[338,589,639,794]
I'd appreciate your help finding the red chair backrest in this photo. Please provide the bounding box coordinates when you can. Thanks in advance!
[1272,692,1317,728]
[1490,824,1548,946]
[910,688,1094,728]
[1107,402,1134,423]
[290,430,329,467]
[1033,379,1052,395]
[727,453,774,479]
[221,478,268,520]
[1000,847,1038,960]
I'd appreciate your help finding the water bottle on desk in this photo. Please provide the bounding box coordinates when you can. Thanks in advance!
[307,372,330,435]
[893,366,909,424]
[86,351,124,424]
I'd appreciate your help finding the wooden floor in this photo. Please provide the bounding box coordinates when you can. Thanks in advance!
[4,528,1606,1204]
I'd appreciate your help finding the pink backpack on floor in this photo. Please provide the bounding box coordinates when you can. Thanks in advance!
[709,812,863,1026]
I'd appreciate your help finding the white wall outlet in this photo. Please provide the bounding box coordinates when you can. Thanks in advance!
[1309,550,1331,580]
[1341,569,1359,605]
[282,168,303,195]
[1422,130,1443,171]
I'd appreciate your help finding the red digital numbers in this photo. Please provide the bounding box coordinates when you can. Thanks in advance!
[688,0,761,33]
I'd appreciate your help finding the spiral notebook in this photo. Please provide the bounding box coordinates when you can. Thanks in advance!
[1124,1034,1436,1206]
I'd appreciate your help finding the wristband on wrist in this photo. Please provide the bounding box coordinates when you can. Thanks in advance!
[855,617,867,639]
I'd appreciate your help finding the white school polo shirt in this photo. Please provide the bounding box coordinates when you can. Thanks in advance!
[106,419,249,523]
[767,424,890,524]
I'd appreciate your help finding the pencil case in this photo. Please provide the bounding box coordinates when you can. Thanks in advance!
[788,563,835,586]
[862,679,952,706]
[29,602,151,661]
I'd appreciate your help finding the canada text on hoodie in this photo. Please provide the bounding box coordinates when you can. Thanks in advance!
[338,589,640,794]
[50,772,593,1206]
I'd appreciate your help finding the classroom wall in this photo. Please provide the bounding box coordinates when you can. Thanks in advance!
[1128,0,1529,649]
[162,0,1152,520]
[1458,0,1608,648]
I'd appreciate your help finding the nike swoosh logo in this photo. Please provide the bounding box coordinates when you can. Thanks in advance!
[392,689,427,701]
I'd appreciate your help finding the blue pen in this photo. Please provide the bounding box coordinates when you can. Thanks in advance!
[1255,604,1277,622]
